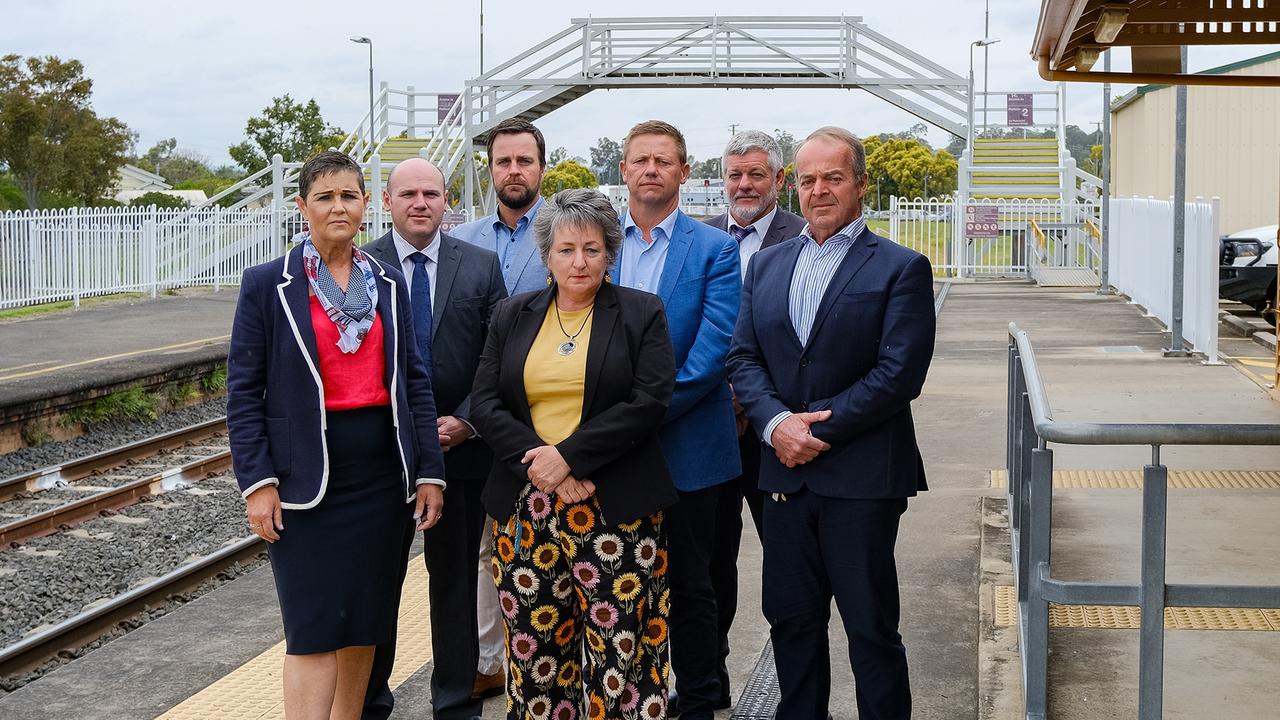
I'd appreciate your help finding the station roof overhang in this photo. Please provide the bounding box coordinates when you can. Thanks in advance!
[1032,0,1280,85]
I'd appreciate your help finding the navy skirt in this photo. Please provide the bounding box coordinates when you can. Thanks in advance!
[267,405,412,654]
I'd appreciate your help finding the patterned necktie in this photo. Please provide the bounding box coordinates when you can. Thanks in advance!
[731,225,753,243]
[409,252,433,357]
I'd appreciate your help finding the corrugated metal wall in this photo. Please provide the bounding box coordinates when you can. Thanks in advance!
[1111,56,1280,235]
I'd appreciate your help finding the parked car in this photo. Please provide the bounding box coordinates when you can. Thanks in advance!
[1219,224,1277,317]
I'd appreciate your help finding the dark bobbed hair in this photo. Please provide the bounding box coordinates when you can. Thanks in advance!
[298,150,366,199]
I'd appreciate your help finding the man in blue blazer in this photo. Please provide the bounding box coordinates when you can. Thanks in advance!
[728,127,935,720]
[613,120,741,720]
[449,118,550,296]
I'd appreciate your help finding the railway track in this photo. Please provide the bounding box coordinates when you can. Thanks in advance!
[0,534,264,680]
[0,418,230,546]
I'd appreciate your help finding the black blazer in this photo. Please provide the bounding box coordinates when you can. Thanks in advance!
[705,206,807,257]
[470,282,678,525]
[362,231,508,479]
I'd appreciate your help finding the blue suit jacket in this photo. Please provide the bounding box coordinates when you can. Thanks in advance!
[451,202,548,296]
[727,225,935,499]
[226,245,446,509]
[613,210,742,491]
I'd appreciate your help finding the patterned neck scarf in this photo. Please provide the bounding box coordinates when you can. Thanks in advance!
[299,232,379,353]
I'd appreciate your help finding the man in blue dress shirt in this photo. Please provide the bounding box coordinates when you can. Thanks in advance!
[612,120,742,720]
[447,117,552,698]
[451,117,550,297]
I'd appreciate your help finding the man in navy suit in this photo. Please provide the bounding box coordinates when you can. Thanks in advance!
[362,158,507,720]
[728,127,936,720]
[703,130,806,707]
[613,120,741,720]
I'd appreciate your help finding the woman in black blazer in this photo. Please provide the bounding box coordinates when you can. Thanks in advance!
[469,189,677,720]
[226,151,444,719]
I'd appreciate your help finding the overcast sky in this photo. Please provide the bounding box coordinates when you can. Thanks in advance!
[6,1,1277,170]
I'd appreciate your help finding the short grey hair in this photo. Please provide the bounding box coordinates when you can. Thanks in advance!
[722,130,784,175]
[800,126,868,182]
[532,189,624,267]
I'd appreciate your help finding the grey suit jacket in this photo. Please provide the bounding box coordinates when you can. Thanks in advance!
[364,230,508,478]
[705,206,807,259]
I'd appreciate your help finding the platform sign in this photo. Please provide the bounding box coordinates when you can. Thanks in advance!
[965,204,1000,238]
[1007,93,1033,126]
[440,211,467,233]
[438,94,459,123]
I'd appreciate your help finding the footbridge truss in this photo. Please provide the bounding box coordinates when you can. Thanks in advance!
[423,16,974,212]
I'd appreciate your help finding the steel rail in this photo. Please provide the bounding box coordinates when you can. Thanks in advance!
[0,535,264,679]
[0,448,233,546]
[0,417,228,502]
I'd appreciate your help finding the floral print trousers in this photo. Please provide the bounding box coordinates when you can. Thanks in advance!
[492,485,670,720]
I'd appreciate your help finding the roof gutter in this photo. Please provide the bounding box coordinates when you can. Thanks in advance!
[1037,55,1280,86]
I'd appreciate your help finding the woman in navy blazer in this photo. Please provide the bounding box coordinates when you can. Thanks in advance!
[227,151,445,719]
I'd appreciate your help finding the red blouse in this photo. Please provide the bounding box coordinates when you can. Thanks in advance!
[309,295,391,411]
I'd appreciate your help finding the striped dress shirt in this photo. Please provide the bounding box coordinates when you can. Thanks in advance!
[762,215,866,446]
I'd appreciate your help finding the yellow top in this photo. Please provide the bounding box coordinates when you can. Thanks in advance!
[523,302,593,445]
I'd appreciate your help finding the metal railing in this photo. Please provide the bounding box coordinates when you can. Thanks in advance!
[1005,324,1280,720]
[889,197,1099,278]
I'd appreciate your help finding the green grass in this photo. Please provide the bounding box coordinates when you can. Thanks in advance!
[201,364,228,393]
[871,219,1027,274]
[0,292,148,320]
[64,387,159,426]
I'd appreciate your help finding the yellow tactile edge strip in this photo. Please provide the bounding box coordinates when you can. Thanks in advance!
[989,469,1280,490]
[993,585,1280,631]
[158,555,433,720]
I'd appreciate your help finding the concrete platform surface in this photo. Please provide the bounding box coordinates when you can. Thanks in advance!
[0,281,1275,720]
[0,289,237,405]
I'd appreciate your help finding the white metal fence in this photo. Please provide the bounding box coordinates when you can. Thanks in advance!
[889,196,1100,279]
[1108,197,1220,361]
[0,205,392,310]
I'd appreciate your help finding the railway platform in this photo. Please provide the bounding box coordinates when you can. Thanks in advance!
[0,281,1276,719]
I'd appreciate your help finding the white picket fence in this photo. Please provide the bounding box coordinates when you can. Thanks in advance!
[0,205,393,309]
[889,197,1100,280]
[1108,197,1220,361]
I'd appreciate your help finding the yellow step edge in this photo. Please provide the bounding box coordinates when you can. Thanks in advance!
[993,586,1280,631]
[989,468,1280,490]
[158,555,434,720]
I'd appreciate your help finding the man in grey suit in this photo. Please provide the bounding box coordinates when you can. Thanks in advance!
[362,158,507,720]
[449,117,550,296]
[702,130,806,709]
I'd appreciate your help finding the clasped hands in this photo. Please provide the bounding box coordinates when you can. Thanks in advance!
[522,445,596,503]
[769,410,833,468]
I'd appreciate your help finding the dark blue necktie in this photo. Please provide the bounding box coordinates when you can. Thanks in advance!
[731,225,753,243]
[409,252,433,359]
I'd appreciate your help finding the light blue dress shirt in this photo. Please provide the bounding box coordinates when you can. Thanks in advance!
[762,215,867,446]
[493,196,543,279]
[618,208,679,294]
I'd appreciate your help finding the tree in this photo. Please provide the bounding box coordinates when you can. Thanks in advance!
[0,55,134,208]
[228,95,344,172]
[588,137,622,185]
[128,191,189,209]
[773,129,799,166]
[540,160,599,197]
[690,157,721,179]
[549,146,569,166]
[866,137,957,202]
[447,153,490,209]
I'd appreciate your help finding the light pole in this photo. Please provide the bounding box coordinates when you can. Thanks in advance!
[349,36,375,156]
[968,38,1000,153]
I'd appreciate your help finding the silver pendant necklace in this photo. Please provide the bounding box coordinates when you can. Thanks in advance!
[554,299,594,356]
